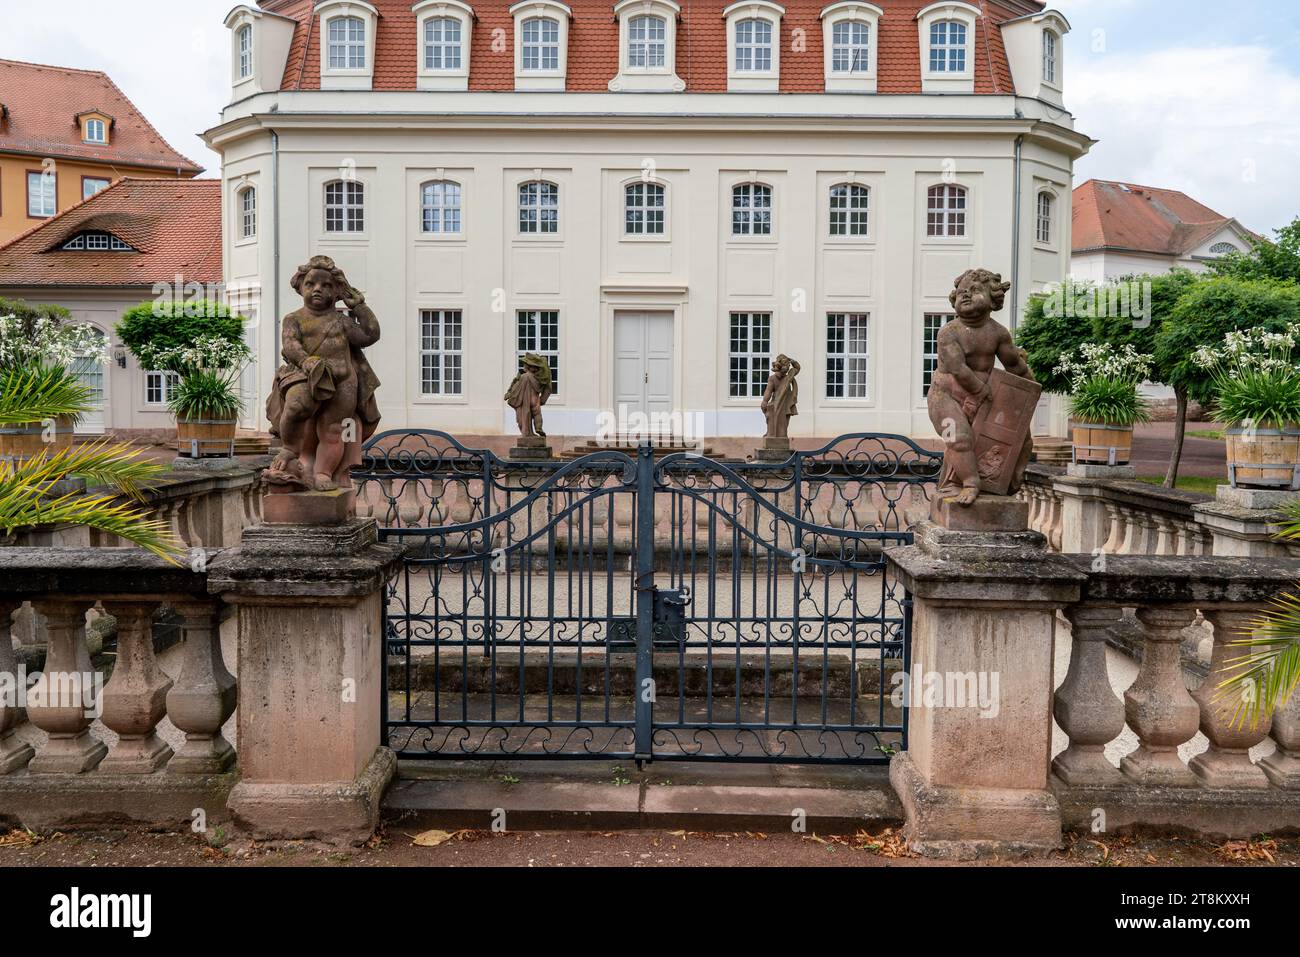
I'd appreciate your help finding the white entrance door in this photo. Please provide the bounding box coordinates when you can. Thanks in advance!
[613,311,674,432]
[69,327,107,435]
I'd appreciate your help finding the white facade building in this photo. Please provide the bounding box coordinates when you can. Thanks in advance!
[207,0,1090,439]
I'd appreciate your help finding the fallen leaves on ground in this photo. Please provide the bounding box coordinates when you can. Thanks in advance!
[1217,838,1277,864]
[799,829,916,858]
[0,829,43,849]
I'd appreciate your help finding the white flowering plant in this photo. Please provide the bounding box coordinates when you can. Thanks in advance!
[139,335,253,422]
[1192,323,1300,428]
[0,313,110,371]
[1054,342,1154,426]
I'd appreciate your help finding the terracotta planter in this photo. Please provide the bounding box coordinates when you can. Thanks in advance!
[1225,423,1300,490]
[176,416,236,458]
[0,415,76,459]
[1071,421,1134,466]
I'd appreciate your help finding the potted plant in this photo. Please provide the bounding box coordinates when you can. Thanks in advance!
[1055,342,1153,466]
[141,336,252,458]
[0,301,109,458]
[116,299,248,457]
[1194,324,1300,490]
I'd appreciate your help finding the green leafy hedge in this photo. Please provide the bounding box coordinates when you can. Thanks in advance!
[116,300,245,369]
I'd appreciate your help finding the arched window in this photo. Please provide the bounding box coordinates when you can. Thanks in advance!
[628,14,667,68]
[829,183,869,236]
[1035,192,1054,245]
[830,19,869,73]
[239,24,254,78]
[518,180,558,234]
[1209,242,1239,256]
[424,17,462,70]
[734,18,773,72]
[324,179,365,233]
[327,15,367,70]
[421,180,462,234]
[240,186,257,239]
[625,182,665,235]
[926,184,966,237]
[521,17,561,71]
[732,183,772,236]
[1042,29,1057,84]
[928,20,966,73]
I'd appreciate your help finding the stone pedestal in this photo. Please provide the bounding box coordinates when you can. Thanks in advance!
[1192,493,1295,558]
[754,437,792,463]
[208,518,401,845]
[929,493,1028,532]
[263,487,354,525]
[885,529,1085,858]
[508,435,554,461]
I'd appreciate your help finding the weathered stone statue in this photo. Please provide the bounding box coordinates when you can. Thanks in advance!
[265,255,381,492]
[761,354,800,439]
[928,268,1039,509]
[505,353,553,438]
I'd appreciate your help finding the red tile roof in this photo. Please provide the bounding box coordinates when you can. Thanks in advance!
[0,59,203,174]
[1072,179,1251,257]
[264,0,1035,94]
[0,179,221,287]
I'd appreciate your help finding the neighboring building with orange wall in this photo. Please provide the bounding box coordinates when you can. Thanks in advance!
[0,59,203,245]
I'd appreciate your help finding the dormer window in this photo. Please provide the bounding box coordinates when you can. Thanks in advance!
[414,1,474,91]
[820,2,882,92]
[917,2,977,93]
[609,0,684,92]
[510,1,571,91]
[724,1,784,92]
[84,118,106,144]
[62,232,133,252]
[238,25,254,78]
[1042,29,1057,84]
[317,1,380,89]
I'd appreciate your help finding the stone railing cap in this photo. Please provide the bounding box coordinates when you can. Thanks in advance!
[0,547,211,601]
[1067,554,1296,606]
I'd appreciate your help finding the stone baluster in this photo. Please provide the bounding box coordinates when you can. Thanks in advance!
[26,599,106,773]
[1189,608,1272,788]
[1053,605,1125,784]
[1118,507,1141,554]
[1100,503,1125,554]
[1153,516,1176,556]
[166,601,237,773]
[1261,689,1300,789]
[1023,486,1041,531]
[98,601,174,773]
[0,601,34,773]
[1121,605,1201,785]
[1047,493,1064,551]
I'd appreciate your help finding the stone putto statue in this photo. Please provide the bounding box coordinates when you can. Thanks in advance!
[265,255,381,492]
[505,353,553,438]
[761,354,800,439]
[927,268,1037,507]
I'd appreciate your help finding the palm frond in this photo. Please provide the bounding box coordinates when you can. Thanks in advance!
[7,440,166,500]
[0,365,90,425]
[1211,590,1300,730]
[1279,501,1300,542]
[0,482,180,561]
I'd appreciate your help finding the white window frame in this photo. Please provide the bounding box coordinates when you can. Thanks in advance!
[145,371,180,406]
[511,0,571,91]
[1035,190,1055,247]
[324,178,366,234]
[238,24,254,78]
[238,185,258,241]
[828,182,870,238]
[414,0,474,91]
[1209,241,1240,257]
[921,313,952,399]
[825,312,871,401]
[724,1,784,92]
[83,118,107,144]
[317,1,379,89]
[517,179,560,237]
[820,2,882,92]
[27,171,55,218]
[419,309,465,397]
[83,177,110,201]
[1042,28,1058,86]
[730,181,774,238]
[728,311,772,399]
[516,309,561,397]
[925,183,968,239]
[917,2,977,93]
[420,179,463,235]
[624,180,667,237]
[610,0,684,92]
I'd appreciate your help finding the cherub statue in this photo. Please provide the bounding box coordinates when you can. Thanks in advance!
[265,255,381,491]
[505,353,553,438]
[761,354,801,439]
[927,268,1036,506]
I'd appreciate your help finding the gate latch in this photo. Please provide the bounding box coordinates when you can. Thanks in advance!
[652,587,690,647]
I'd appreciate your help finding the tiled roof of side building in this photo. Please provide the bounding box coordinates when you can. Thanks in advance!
[0,179,222,287]
[1071,179,1250,257]
[267,0,1035,95]
[0,59,203,173]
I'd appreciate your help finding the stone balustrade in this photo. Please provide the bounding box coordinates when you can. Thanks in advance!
[0,549,237,828]
[1052,555,1300,836]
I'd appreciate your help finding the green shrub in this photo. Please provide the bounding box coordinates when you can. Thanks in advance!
[116,300,245,371]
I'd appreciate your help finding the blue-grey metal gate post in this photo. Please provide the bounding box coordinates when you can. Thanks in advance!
[634,442,655,762]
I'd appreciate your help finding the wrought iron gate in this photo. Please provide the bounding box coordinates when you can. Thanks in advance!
[354,431,940,765]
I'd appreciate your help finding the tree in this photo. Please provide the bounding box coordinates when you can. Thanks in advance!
[1155,277,1300,484]
[116,300,245,371]
[1209,217,1300,286]
[1016,281,1106,393]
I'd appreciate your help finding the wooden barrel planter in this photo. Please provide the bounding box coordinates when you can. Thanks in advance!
[1071,421,1133,466]
[176,417,237,458]
[1226,423,1300,490]
[0,415,76,459]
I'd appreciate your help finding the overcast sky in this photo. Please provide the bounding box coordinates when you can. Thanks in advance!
[1,0,1296,235]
